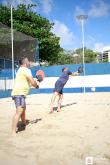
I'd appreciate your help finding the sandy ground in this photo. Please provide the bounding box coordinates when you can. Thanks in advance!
[0,93,110,165]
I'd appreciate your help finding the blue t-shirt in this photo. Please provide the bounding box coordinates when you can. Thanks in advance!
[58,70,72,85]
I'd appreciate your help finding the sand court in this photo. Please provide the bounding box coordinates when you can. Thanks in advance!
[0,93,110,165]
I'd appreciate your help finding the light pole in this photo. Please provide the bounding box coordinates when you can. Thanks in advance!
[11,4,14,86]
[76,15,88,93]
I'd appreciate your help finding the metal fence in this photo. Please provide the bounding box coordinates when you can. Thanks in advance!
[0,23,39,70]
[0,58,18,70]
[0,77,13,90]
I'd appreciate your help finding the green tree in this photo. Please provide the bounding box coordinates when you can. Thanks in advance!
[0,4,62,65]
[75,48,97,63]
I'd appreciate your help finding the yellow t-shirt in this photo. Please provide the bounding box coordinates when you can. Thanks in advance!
[11,67,32,96]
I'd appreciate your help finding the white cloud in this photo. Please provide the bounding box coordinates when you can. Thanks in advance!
[94,43,110,52]
[2,0,38,12]
[88,35,95,42]
[102,45,110,51]
[88,0,110,17]
[41,0,53,14]
[85,35,96,50]
[2,0,35,6]
[85,35,109,52]
[75,6,86,16]
[74,6,87,23]
[74,0,110,19]
[94,43,105,52]
[51,20,75,49]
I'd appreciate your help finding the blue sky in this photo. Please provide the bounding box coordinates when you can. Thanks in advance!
[1,0,110,52]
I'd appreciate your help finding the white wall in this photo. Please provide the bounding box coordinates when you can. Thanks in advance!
[0,74,110,90]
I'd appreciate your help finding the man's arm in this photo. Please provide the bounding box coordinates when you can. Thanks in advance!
[28,76,40,88]
[71,71,79,76]
[25,69,39,88]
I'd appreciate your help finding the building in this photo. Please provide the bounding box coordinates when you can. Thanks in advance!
[102,46,110,62]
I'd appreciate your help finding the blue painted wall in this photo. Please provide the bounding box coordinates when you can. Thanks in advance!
[0,62,110,98]
[31,62,110,77]
[0,62,110,78]
[1,86,110,99]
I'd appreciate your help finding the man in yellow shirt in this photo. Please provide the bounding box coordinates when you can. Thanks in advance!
[11,57,39,135]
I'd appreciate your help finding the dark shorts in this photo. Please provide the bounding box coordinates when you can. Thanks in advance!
[12,95,26,109]
[54,80,64,94]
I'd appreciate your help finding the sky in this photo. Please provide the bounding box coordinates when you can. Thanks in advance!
[0,0,110,52]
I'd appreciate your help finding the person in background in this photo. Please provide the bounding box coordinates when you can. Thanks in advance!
[50,67,80,113]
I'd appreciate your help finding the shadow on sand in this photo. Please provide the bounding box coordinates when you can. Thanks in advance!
[53,102,77,111]
[17,118,42,133]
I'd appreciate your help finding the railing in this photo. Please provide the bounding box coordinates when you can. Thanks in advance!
[0,77,13,90]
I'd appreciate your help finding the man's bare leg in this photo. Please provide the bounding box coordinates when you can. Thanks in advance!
[12,107,24,135]
[21,107,26,127]
[57,94,63,112]
[50,92,58,113]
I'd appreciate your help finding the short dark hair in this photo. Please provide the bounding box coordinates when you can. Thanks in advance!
[62,67,66,72]
[19,57,28,65]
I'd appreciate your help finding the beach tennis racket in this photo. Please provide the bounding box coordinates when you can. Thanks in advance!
[77,66,83,73]
[36,70,45,82]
